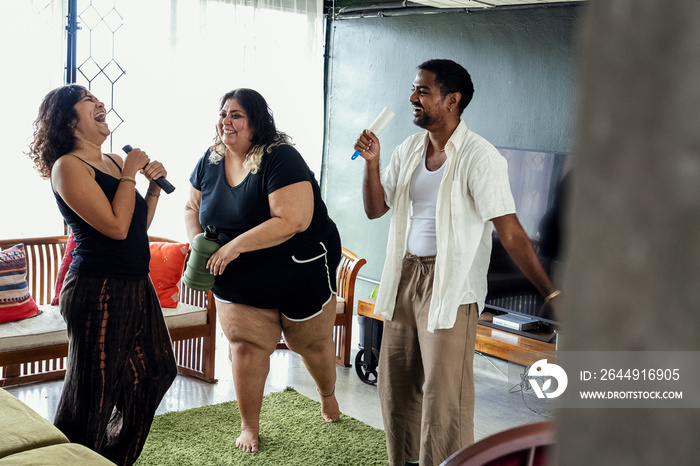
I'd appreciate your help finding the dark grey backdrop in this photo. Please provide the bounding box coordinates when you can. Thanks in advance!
[321,5,580,296]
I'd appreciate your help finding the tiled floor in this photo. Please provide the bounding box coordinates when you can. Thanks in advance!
[5,319,554,444]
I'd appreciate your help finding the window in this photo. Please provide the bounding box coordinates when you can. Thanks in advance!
[1,0,324,240]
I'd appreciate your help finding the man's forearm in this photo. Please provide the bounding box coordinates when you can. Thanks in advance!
[363,159,389,219]
[493,214,555,297]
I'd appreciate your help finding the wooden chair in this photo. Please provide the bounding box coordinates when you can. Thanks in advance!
[277,247,366,367]
[440,422,554,466]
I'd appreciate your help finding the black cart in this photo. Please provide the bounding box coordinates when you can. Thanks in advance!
[355,301,384,385]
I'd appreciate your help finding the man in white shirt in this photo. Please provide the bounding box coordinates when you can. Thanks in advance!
[354,59,559,466]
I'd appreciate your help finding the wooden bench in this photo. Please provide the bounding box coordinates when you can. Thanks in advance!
[0,235,217,387]
[277,247,367,367]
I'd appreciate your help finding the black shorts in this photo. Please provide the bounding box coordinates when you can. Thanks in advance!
[212,228,342,321]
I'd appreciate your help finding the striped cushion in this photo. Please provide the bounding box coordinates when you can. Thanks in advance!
[0,244,40,323]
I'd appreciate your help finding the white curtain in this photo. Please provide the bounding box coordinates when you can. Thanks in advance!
[0,1,66,238]
[0,0,325,240]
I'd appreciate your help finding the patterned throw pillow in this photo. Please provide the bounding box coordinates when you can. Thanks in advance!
[149,242,189,308]
[51,233,77,305]
[0,244,40,323]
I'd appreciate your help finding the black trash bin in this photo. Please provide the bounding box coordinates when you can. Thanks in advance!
[355,314,383,385]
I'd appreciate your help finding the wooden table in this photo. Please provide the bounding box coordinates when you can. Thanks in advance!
[357,297,381,320]
[356,298,555,367]
[475,319,555,367]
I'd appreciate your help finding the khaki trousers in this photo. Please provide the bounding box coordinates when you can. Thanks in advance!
[378,253,478,466]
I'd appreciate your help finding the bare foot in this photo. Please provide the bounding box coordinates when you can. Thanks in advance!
[319,392,341,423]
[236,424,259,453]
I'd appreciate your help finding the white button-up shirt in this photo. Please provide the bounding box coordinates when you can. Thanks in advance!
[375,120,516,332]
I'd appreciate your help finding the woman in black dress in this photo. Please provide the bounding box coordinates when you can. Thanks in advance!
[28,84,177,466]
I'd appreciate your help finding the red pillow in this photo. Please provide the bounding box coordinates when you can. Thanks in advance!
[51,233,77,305]
[0,244,40,323]
[149,242,189,308]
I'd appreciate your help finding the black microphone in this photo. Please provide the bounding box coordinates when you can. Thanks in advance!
[122,145,175,194]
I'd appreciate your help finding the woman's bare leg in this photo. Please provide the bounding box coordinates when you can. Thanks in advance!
[282,296,340,422]
[216,300,282,452]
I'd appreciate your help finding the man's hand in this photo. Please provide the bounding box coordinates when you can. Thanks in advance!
[354,130,381,163]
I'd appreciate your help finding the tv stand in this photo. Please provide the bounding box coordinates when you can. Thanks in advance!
[476,311,556,367]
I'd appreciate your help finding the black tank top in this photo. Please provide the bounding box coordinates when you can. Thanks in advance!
[54,155,150,279]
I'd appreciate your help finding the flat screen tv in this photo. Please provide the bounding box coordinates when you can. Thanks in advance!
[485,147,568,322]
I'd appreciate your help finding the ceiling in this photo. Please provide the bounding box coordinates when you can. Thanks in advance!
[411,0,583,8]
[329,0,585,17]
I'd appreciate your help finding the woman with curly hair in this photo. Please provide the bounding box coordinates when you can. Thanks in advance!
[184,88,342,453]
[28,84,177,466]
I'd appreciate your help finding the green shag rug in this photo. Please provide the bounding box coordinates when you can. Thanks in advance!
[135,387,388,465]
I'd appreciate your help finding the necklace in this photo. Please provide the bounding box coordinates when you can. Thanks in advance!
[69,153,116,176]
[431,141,446,153]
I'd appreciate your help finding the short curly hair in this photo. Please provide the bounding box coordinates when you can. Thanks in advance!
[418,59,474,116]
[27,84,88,179]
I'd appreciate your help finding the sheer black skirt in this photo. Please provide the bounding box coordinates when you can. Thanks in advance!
[55,273,177,466]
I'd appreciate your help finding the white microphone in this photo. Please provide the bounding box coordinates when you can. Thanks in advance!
[352,107,395,160]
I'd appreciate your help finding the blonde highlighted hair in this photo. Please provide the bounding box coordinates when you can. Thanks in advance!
[209,134,291,173]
